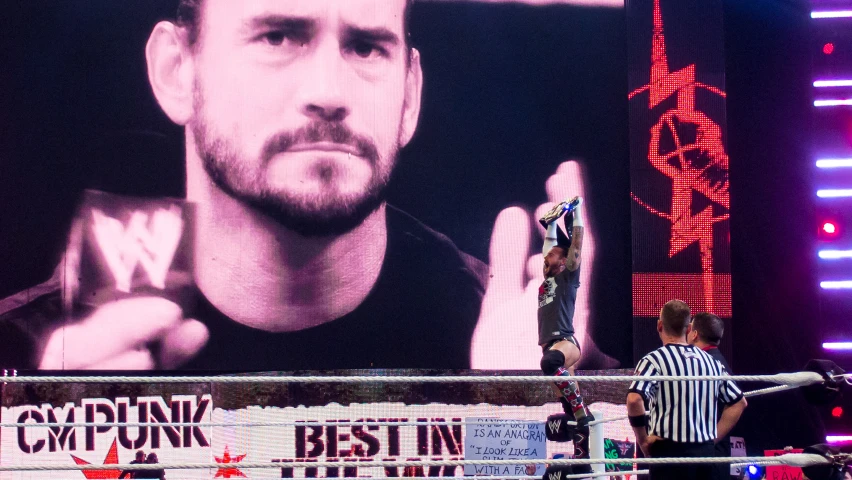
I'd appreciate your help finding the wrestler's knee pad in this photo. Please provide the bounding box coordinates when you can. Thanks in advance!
[544,413,573,442]
[541,465,573,480]
[540,349,566,375]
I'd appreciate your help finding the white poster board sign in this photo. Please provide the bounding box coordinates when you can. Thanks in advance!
[464,418,546,476]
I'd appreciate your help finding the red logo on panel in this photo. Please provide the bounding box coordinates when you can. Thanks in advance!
[70,439,122,479]
[215,446,247,478]
[629,0,731,316]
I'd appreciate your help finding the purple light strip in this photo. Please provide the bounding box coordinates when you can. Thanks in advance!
[811,10,852,18]
[814,80,852,87]
[814,99,852,107]
[826,435,852,443]
[817,189,852,198]
[816,158,852,168]
[819,250,852,259]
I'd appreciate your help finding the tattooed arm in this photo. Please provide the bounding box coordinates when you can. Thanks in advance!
[565,201,584,272]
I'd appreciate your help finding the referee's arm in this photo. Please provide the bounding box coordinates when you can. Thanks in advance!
[627,357,658,455]
[716,378,748,442]
[626,392,651,454]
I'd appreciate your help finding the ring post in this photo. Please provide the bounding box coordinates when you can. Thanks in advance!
[589,410,606,477]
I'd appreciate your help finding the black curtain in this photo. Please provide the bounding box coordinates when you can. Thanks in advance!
[725,0,825,450]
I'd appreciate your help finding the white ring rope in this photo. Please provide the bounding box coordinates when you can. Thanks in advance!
[19,475,651,480]
[1,415,627,429]
[0,371,825,385]
[0,454,831,471]
[743,384,800,398]
[573,415,628,427]
[540,471,649,480]
[2,420,538,428]
[0,377,811,430]
[0,379,809,429]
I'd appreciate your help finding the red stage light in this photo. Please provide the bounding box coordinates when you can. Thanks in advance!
[823,43,835,55]
[819,221,841,240]
[832,406,843,418]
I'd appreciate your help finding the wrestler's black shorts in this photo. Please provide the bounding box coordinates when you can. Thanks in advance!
[541,336,580,354]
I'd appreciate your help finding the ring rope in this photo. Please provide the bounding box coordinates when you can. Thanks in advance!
[17,475,651,480]
[569,415,628,427]
[0,372,824,385]
[4,378,792,430]
[0,415,624,429]
[2,420,540,428]
[0,454,830,471]
[551,470,649,479]
[742,384,799,398]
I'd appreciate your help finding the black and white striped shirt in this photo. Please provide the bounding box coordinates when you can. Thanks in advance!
[628,344,743,443]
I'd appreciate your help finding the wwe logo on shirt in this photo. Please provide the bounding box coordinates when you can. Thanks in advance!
[547,470,563,480]
[91,206,183,293]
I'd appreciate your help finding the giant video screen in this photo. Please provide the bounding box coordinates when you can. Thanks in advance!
[0,0,630,372]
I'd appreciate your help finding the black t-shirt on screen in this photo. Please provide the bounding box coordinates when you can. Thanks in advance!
[0,205,486,371]
[183,206,486,371]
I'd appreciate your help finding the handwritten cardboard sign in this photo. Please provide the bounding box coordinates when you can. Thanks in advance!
[464,418,546,476]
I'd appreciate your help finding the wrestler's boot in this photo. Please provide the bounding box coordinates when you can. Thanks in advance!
[541,350,595,471]
[554,370,594,474]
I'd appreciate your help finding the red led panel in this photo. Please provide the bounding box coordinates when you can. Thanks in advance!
[629,0,731,358]
[633,273,732,317]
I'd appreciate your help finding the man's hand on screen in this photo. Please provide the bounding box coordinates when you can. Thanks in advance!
[38,297,209,370]
[471,161,594,369]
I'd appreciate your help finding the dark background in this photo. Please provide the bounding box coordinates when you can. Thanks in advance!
[724,0,830,452]
[0,1,633,368]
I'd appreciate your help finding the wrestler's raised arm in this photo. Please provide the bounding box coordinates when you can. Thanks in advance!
[565,199,584,272]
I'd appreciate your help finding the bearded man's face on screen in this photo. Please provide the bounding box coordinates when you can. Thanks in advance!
[175,0,422,235]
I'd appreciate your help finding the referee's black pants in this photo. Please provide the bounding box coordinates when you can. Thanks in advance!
[646,439,716,480]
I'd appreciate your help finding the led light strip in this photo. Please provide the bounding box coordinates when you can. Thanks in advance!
[819,250,852,259]
[816,158,852,168]
[811,10,852,18]
[814,80,852,88]
[826,435,852,443]
[814,99,852,107]
[817,189,852,197]
[820,280,852,289]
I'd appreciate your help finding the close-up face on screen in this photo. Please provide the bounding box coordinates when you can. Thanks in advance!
[0,0,630,372]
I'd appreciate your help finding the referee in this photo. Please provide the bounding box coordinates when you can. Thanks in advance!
[627,300,747,480]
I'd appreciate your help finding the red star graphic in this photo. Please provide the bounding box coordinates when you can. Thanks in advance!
[70,438,122,479]
[215,446,247,478]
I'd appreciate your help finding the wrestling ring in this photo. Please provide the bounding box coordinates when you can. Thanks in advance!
[1,368,850,480]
